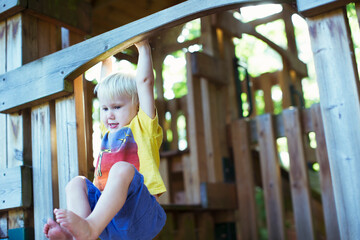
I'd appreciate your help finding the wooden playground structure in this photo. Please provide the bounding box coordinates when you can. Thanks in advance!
[1,0,360,239]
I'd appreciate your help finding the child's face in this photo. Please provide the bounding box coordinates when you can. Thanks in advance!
[99,94,138,133]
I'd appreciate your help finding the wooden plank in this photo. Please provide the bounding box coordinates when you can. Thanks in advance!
[283,108,315,240]
[231,119,258,240]
[31,103,53,240]
[200,182,237,209]
[0,0,289,113]
[55,96,79,209]
[175,213,196,240]
[261,74,274,113]
[256,113,285,240]
[307,9,360,239]
[0,166,32,210]
[0,0,26,21]
[190,52,226,85]
[310,104,340,240]
[0,20,6,169]
[197,213,215,240]
[184,52,207,204]
[297,0,353,17]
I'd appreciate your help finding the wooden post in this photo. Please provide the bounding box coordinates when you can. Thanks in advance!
[310,104,340,240]
[307,8,360,239]
[231,119,258,240]
[256,113,286,240]
[0,20,6,169]
[283,108,315,240]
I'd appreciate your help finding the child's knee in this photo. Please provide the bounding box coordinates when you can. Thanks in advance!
[65,176,87,193]
[109,162,135,182]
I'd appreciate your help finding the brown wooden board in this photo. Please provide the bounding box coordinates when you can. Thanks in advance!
[0,0,289,113]
[0,20,6,169]
[307,9,360,238]
[310,104,340,240]
[256,113,286,240]
[0,166,32,210]
[200,182,237,210]
[231,119,258,240]
[283,108,315,240]
[297,0,353,17]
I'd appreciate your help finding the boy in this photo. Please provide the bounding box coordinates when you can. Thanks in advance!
[43,40,167,240]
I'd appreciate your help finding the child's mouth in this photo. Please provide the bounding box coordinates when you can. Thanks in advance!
[108,123,119,129]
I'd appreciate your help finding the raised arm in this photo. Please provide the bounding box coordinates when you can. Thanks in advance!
[134,40,156,119]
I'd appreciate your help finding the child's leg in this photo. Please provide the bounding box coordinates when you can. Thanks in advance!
[65,176,91,218]
[55,162,135,240]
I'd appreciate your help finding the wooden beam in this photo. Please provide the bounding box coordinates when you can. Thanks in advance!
[0,0,288,113]
[190,52,227,85]
[297,0,353,17]
[215,11,308,78]
[307,8,360,239]
[0,166,32,210]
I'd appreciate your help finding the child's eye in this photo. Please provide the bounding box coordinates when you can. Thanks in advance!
[102,107,108,111]
[114,106,121,109]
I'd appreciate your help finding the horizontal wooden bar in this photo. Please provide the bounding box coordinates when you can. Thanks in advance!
[0,0,288,113]
[0,0,27,21]
[0,166,32,210]
[200,182,237,209]
[296,0,353,17]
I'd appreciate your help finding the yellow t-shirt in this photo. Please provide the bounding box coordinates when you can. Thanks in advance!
[94,108,166,195]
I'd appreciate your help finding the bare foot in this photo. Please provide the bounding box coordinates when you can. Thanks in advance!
[54,209,97,240]
[43,218,73,240]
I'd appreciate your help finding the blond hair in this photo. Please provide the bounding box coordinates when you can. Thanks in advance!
[94,72,139,105]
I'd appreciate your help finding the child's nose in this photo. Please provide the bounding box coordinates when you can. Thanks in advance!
[107,110,115,118]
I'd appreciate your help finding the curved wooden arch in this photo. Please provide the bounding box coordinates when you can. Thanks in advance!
[0,0,289,113]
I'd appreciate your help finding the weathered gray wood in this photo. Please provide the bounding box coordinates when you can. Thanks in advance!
[307,9,360,239]
[231,119,258,240]
[0,20,6,169]
[311,104,340,240]
[55,96,79,209]
[256,113,285,240]
[0,0,26,21]
[0,166,32,210]
[297,0,353,17]
[31,103,53,240]
[283,108,315,240]
[0,0,288,113]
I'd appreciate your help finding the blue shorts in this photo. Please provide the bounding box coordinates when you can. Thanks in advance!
[86,168,166,240]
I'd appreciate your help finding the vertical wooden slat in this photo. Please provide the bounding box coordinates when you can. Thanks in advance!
[231,119,258,240]
[310,104,340,240]
[261,74,274,113]
[256,113,285,240]
[200,16,223,183]
[168,99,179,150]
[0,20,7,169]
[197,212,214,240]
[32,103,53,240]
[283,108,315,240]
[55,96,79,209]
[175,213,196,240]
[185,52,207,204]
[307,9,360,238]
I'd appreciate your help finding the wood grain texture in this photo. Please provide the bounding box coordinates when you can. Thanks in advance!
[31,103,53,240]
[0,20,6,169]
[55,96,79,209]
[231,119,258,240]
[256,113,285,240]
[297,0,353,17]
[307,9,360,239]
[310,104,340,240]
[0,0,288,113]
[283,108,315,240]
[0,166,32,210]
